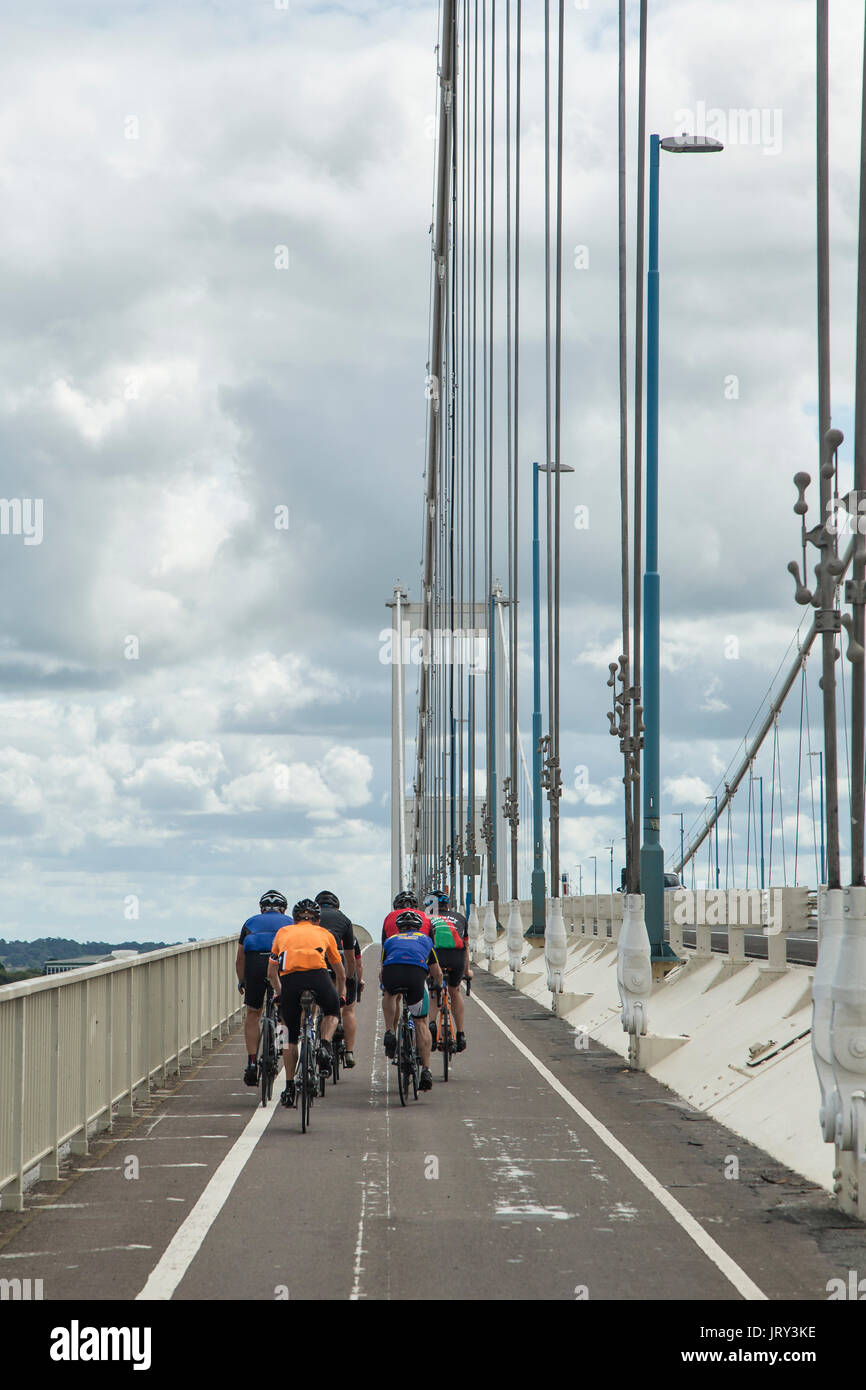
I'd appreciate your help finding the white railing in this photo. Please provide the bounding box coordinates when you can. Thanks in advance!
[0,935,243,1211]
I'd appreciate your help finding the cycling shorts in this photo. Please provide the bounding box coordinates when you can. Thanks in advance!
[433,947,466,987]
[344,978,357,1006]
[381,963,429,1017]
[278,968,341,1044]
[242,952,270,1010]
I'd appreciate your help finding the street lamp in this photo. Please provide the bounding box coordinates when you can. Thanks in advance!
[609,841,614,893]
[641,131,724,963]
[529,459,575,936]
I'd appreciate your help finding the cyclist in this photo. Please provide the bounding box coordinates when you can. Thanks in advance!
[382,889,432,944]
[380,909,443,1093]
[425,889,472,1053]
[236,890,292,1087]
[268,898,346,1107]
[315,890,357,1067]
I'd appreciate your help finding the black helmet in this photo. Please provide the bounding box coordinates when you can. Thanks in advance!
[315,890,340,909]
[393,890,418,910]
[259,889,288,913]
[395,910,423,933]
[292,898,320,923]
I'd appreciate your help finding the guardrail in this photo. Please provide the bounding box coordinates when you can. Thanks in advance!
[0,935,243,1211]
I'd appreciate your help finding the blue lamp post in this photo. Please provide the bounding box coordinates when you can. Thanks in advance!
[641,132,723,962]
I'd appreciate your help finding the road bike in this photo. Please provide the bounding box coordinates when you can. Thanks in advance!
[331,1015,347,1084]
[435,981,457,1082]
[297,990,322,1133]
[257,984,280,1107]
[394,988,420,1106]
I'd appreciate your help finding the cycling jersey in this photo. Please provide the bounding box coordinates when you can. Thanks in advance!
[319,905,355,957]
[381,931,438,972]
[239,911,292,952]
[381,909,432,943]
[429,913,468,951]
[271,924,342,976]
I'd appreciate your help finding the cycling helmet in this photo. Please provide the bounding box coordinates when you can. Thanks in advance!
[424,889,450,912]
[315,890,340,909]
[395,910,424,933]
[393,890,418,910]
[259,889,288,913]
[292,898,320,923]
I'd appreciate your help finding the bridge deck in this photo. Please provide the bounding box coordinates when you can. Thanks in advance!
[0,963,856,1303]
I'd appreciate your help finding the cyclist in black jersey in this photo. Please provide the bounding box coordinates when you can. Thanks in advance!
[315,891,357,1067]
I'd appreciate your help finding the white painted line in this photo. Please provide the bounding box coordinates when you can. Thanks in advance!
[350,1002,383,1301]
[470,988,768,1301]
[135,1093,279,1300]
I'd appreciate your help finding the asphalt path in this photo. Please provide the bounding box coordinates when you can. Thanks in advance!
[0,962,858,1302]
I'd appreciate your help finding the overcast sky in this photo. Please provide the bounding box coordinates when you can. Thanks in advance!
[0,0,862,943]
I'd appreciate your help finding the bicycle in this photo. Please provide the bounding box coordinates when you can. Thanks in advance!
[435,980,457,1082]
[296,990,322,1132]
[394,988,420,1105]
[257,984,281,1107]
[331,1015,347,1084]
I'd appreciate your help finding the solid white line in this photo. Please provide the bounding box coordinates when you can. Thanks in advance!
[135,1097,278,1301]
[469,988,768,1302]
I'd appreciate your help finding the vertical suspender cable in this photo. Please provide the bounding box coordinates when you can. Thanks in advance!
[510,0,523,901]
[632,0,648,885]
[551,0,565,897]
[816,0,841,888]
[850,3,866,886]
[618,0,634,892]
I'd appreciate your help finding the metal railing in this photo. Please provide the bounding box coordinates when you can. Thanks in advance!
[0,935,242,1211]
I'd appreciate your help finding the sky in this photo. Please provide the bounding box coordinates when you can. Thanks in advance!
[0,0,863,943]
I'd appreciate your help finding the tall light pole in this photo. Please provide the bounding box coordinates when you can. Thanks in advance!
[641,132,723,963]
[609,841,614,892]
[529,458,574,935]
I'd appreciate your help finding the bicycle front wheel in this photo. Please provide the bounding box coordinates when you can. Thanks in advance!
[261,1019,274,1106]
[442,1013,450,1083]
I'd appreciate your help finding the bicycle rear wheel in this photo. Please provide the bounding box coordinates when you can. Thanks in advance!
[409,1024,419,1099]
[261,1017,274,1106]
[396,1017,408,1107]
[441,1009,450,1083]
[299,1022,311,1132]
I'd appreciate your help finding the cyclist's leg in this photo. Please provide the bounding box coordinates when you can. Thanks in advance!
[242,953,269,1083]
[277,975,305,1090]
[342,976,357,1058]
[410,986,432,1067]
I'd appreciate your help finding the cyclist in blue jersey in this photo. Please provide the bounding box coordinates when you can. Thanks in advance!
[236,890,293,1087]
[380,910,443,1092]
